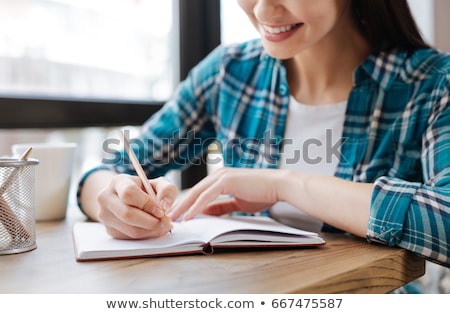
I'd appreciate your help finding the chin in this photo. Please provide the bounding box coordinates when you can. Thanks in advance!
[262,44,296,60]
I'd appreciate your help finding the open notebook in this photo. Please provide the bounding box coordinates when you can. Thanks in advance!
[72,215,326,261]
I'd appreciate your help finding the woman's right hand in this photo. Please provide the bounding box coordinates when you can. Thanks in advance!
[96,174,178,240]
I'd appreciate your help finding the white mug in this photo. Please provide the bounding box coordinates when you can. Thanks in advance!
[12,142,77,221]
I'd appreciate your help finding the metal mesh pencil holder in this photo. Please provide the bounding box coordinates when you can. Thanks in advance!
[0,158,39,255]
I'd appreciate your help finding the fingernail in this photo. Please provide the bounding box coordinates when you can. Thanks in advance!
[160,197,173,211]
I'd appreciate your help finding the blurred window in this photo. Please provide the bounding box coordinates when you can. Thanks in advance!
[0,0,176,101]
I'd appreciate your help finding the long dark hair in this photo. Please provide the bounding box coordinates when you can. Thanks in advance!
[352,0,430,51]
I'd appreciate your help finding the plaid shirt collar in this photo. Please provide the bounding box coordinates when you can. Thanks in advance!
[354,49,410,89]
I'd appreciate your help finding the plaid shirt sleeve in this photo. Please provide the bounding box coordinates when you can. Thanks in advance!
[76,44,227,212]
[368,77,450,267]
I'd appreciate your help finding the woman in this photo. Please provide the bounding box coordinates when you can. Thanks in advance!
[78,0,450,268]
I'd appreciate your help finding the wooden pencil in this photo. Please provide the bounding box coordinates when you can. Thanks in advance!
[119,131,172,232]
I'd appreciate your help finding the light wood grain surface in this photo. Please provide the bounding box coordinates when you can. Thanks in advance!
[0,208,425,294]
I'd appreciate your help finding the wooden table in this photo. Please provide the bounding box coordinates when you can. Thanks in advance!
[0,208,425,294]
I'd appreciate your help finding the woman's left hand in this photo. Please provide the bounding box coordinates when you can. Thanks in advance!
[169,167,283,220]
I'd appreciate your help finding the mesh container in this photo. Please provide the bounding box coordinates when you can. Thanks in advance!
[0,158,39,255]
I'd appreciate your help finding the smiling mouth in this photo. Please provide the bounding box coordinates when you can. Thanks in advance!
[262,23,302,34]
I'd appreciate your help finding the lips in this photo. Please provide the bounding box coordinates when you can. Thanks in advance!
[260,23,303,42]
[262,23,302,34]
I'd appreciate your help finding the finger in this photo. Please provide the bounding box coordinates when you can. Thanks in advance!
[168,174,219,220]
[151,177,179,210]
[168,193,192,221]
[98,192,171,239]
[98,192,156,229]
[102,210,168,239]
[202,198,240,216]
[113,175,165,219]
[168,178,208,220]
[182,181,224,220]
[97,174,172,239]
[169,167,237,220]
[104,219,169,240]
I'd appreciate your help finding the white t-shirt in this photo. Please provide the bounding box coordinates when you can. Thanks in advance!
[269,96,347,232]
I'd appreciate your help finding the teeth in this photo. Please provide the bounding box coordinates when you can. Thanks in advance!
[263,24,298,34]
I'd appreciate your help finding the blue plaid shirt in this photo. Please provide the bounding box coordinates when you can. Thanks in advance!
[79,39,450,267]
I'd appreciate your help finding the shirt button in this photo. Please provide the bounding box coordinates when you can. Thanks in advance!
[279,85,287,95]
